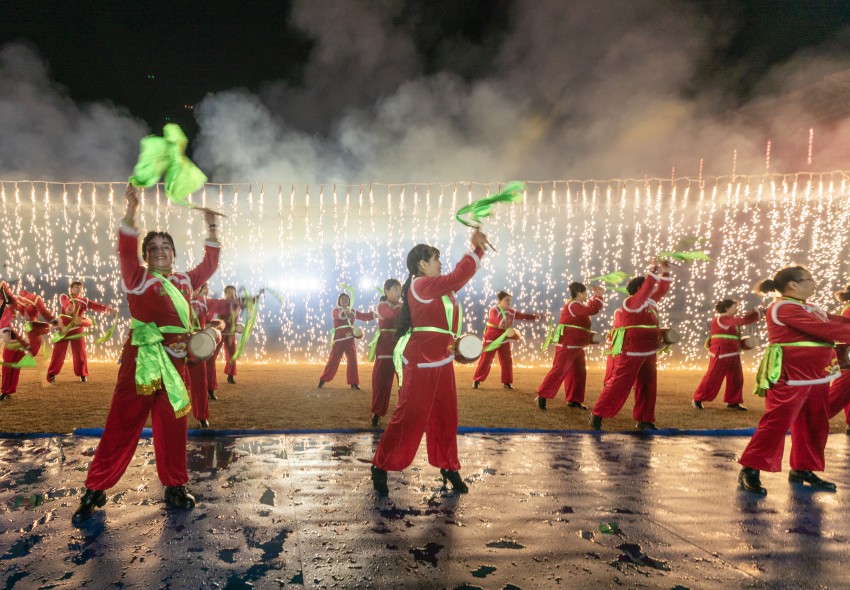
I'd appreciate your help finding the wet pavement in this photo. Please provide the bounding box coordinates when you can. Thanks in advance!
[1,430,849,589]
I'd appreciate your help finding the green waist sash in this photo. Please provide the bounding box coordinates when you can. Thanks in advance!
[608,325,657,357]
[752,341,834,397]
[541,322,592,352]
[711,334,740,340]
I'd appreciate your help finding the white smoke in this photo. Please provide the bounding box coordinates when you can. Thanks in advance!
[0,44,147,181]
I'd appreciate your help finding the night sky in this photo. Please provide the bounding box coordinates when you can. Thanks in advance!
[2,0,850,181]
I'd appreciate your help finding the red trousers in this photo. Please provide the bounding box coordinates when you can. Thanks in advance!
[373,361,460,471]
[47,337,88,377]
[209,334,236,391]
[1,334,43,395]
[188,360,209,421]
[739,380,829,472]
[319,339,359,385]
[537,347,586,402]
[693,354,744,405]
[84,343,189,490]
[592,353,657,422]
[473,343,513,384]
[371,358,397,417]
[827,370,850,424]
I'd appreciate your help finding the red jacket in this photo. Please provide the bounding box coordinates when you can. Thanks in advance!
[481,306,538,345]
[331,307,375,343]
[557,294,604,348]
[58,293,109,335]
[766,297,850,385]
[14,290,56,323]
[208,298,243,334]
[707,309,760,357]
[119,222,220,360]
[403,247,484,367]
[374,300,402,358]
[615,268,672,354]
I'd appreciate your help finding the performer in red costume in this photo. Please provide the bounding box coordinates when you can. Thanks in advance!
[371,229,489,497]
[590,259,673,431]
[692,299,761,411]
[188,283,215,428]
[472,291,542,390]
[46,281,114,383]
[825,285,850,434]
[317,292,375,390]
[738,266,850,495]
[1,285,59,400]
[535,282,604,411]
[208,286,242,388]
[72,185,220,523]
[370,279,402,427]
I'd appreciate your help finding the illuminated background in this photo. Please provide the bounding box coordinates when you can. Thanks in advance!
[3,173,848,367]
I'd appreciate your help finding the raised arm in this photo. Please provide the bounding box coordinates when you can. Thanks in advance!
[717,309,761,329]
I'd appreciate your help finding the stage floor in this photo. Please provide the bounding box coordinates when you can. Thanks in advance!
[1,431,847,589]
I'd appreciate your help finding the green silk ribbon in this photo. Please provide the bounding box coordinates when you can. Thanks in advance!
[588,271,630,285]
[1,354,37,369]
[455,181,525,228]
[658,250,712,263]
[232,296,260,361]
[94,313,120,344]
[752,341,834,397]
[607,325,657,357]
[128,124,208,205]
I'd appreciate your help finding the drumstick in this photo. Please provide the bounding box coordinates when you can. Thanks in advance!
[472,225,497,252]
[190,205,228,218]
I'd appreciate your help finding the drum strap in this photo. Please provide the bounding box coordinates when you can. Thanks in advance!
[607,325,657,357]
[393,295,460,386]
[752,341,834,397]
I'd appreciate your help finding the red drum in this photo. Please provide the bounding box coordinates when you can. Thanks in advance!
[26,321,50,336]
[208,319,226,332]
[837,344,850,371]
[352,327,364,339]
[504,327,521,341]
[205,326,222,345]
[660,327,680,345]
[453,334,483,364]
[187,330,217,362]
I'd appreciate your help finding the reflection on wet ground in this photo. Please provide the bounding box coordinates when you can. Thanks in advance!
[1,432,849,588]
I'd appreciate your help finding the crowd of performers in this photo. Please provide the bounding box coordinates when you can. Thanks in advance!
[4,186,850,523]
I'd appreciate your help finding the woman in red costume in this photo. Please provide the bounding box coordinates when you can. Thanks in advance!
[318,292,375,390]
[738,266,850,495]
[827,284,850,433]
[692,299,762,411]
[72,185,220,523]
[370,278,402,427]
[371,229,489,496]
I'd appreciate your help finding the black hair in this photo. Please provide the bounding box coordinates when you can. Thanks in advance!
[835,284,850,303]
[497,290,511,302]
[69,280,83,290]
[381,278,401,302]
[626,276,645,296]
[398,244,440,335]
[141,231,177,262]
[757,266,809,295]
[568,282,586,299]
[715,299,736,313]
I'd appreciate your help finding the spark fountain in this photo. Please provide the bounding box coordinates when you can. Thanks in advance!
[2,173,850,369]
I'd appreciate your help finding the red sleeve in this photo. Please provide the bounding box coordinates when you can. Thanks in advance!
[332,308,344,320]
[185,242,221,292]
[567,296,603,318]
[0,305,14,331]
[717,309,760,328]
[353,310,376,322]
[35,296,55,322]
[623,273,658,311]
[781,306,850,342]
[59,293,72,313]
[83,297,109,313]
[118,223,148,293]
[512,309,538,321]
[650,270,672,302]
[412,248,484,300]
[488,307,502,327]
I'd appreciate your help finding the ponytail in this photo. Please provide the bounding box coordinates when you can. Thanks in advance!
[397,245,439,335]
[835,284,850,303]
[397,274,414,334]
[715,299,736,313]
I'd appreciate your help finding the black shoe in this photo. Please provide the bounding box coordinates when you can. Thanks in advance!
[440,469,469,494]
[536,396,547,411]
[317,380,325,389]
[726,403,748,411]
[164,486,196,509]
[846,424,850,436]
[0,393,11,401]
[636,421,658,431]
[738,467,767,495]
[692,400,703,410]
[503,383,514,390]
[46,374,56,383]
[199,420,210,429]
[72,488,107,523]
[80,376,87,383]
[590,414,603,431]
[566,401,587,410]
[226,375,236,385]
[371,414,380,427]
[472,381,480,389]
[789,469,837,491]
[351,384,361,391]
[208,390,217,401]
[371,465,388,496]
